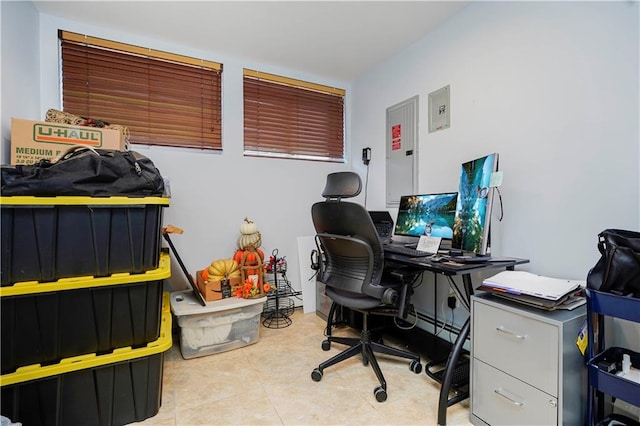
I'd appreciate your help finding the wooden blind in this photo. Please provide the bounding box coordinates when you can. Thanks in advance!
[59,31,222,150]
[243,69,345,162]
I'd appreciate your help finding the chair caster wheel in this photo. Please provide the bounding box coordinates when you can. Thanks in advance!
[311,368,323,382]
[410,360,422,374]
[321,340,331,351]
[374,386,387,402]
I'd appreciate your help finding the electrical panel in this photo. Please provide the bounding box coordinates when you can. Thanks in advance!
[386,96,418,207]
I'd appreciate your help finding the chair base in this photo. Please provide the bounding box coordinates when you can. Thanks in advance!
[311,302,422,402]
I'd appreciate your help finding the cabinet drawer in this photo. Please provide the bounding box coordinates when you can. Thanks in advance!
[472,359,558,426]
[473,300,559,396]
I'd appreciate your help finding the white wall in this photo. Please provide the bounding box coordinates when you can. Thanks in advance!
[1,1,40,164]
[351,1,639,339]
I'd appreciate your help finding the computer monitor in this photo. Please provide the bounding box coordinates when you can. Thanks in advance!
[392,192,459,246]
[452,152,499,256]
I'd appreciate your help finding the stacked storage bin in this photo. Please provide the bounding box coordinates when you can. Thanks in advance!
[0,196,171,426]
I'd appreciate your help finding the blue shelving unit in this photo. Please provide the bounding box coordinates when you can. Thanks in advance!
[586,289,640,425]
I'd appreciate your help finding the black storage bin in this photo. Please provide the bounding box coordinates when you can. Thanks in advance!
[1,253,170,375]
[0,293,172,426]
[0,196,169,286]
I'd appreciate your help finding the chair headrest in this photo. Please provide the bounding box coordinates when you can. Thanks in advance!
[322,172,362,200]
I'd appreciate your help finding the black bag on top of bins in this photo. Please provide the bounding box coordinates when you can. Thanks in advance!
[586,229,640,298]
[1,145,165,197]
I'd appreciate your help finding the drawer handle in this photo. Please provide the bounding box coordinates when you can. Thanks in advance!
[494,388,524,406]
[496,326,527,340]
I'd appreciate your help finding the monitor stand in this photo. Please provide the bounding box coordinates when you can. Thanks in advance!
[447,249,492,262]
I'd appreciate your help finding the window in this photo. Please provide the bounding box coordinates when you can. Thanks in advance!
[243,69,345,162]
[59,30,222,150]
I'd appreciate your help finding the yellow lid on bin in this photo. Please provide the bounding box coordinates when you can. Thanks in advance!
[0,195,169,206]
[0,252,171,297]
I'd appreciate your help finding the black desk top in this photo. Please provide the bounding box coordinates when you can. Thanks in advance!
[384,253,530,276]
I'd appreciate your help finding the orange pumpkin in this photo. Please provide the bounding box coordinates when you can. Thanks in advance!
[233,248,264,266]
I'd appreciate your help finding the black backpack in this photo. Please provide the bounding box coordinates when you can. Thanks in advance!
[1,146,165,197]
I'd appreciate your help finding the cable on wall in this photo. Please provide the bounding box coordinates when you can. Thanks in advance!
[362,147,371,208]
[495,186,504,221]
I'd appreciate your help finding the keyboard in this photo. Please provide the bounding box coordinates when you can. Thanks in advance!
[383,244,432,257]
[374,223,393,239]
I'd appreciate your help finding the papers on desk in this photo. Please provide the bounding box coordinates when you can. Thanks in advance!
[480,271,585,310]
[482,271,583,300]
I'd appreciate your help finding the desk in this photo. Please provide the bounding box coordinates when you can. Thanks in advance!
[384,253,530,426]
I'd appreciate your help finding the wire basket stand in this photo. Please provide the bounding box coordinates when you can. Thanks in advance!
[262,249,294,328]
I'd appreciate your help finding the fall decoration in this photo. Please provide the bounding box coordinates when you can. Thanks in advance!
[234,278,263,298]
[207,258,241,282]
[239,217,258,235]
[236,217,262,250]
[230,217,266,298]
[195,258,242,301]
[234,248,265,275]
[232,248,265,298]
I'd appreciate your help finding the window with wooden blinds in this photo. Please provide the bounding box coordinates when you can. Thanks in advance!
[59,30,222,150]
[243,69,345,162]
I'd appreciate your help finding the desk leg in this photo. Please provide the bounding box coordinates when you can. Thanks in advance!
[437,274,473,426]
[437,317,470,426]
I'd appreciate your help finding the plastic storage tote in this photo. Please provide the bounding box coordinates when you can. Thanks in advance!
[170,290,266,359]
[0,292,172,426]
[0,196,169,286]
[1,252,171,375]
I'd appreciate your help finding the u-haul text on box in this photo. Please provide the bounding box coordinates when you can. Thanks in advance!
[10,118,127,165]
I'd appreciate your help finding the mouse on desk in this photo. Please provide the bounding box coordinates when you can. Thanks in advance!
[430,256,445,262]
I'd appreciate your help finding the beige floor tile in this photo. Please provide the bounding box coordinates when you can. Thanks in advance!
[176,394,283,425]
[130,308,472,425]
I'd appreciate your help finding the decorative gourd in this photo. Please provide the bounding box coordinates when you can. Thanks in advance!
[240,217,258,235]
[236,232,262,250]
[237,217,262,249]
[207,258,241,282]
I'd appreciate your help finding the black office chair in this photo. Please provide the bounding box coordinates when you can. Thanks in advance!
[310,171,422,402]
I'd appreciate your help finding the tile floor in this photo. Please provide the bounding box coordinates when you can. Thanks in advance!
[136,307,472,425]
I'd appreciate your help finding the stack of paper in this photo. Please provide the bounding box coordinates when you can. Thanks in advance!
[480,271,585,310]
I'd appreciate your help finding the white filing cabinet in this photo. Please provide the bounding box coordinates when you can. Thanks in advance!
[470,293,586,426]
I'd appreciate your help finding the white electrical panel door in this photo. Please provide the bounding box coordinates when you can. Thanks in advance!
[386,96,418,207]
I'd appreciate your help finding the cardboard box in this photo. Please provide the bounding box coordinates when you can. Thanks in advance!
[10,117,127,165]
[196,270,240,302]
